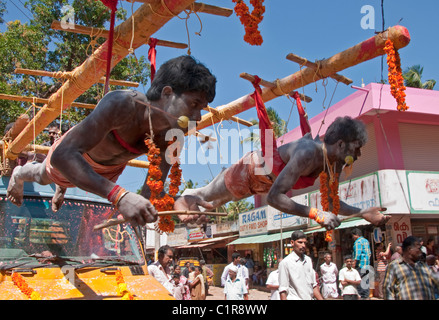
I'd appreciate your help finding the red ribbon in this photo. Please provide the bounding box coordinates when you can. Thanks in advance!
[251,76,285,176]
[148,38,159,82]
[292,91,311,136]
[98,0,118,94]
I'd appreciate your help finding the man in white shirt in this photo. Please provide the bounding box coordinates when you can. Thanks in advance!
[221,252,242,286]
[320,253,339,299]
[266,257,283,300]
[279,231,323,300]
[338,255,362,300]
[147,245,174,294]
[239,258,250,290]
[224,265,248,300]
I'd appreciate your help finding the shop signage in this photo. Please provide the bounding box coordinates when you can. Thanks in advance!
[406,171,439,213]
[167,226,188,247]
[239,208,268,237]
[187,225,213,242]
[266,194,308,231]
[390,216,412,246]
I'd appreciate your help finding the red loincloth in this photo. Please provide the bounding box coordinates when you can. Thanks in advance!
[224,151,317,199]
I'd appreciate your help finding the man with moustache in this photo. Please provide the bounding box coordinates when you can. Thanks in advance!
[383,236,439,300]
[278,231,323,300]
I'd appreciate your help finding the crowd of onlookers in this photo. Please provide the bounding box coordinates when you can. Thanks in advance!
[147,230,439,300]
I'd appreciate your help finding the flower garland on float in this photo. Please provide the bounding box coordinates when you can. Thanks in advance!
[115,269,135,300]
[383,39,408,111]
[12,272,41,300]
[145,138,182,233]
[232,0,265,46]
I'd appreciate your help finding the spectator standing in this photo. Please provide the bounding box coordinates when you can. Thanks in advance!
[245,254,255,280]
[171,274,185,300]
[383,236,439,300]
[390,246,402,261]
[320,253,339,299]
[239,258,250,290]
[426,238,436,256]
[182,262,191,278]
[375,242,392,299]
[338,255,362,300]
[42,124,60,147]
[189,266,206,300]
[147,245,174,294]
[200,260,213,296]
[221,252,241,286]
[266,257,283,300]
[224,265,248,300]
[278,231,323,300]
[351,228,371,299]
[173,265,191,300]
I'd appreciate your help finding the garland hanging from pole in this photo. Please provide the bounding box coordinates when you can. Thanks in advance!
[232,0,265,46]
[383,39,408,111]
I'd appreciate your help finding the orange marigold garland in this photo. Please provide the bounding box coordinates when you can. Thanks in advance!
[145,139,182,233]
[12,272,41,300]
[115,269,135,300]
[232,0,265,46]
[383,39,408,111]
[320,172,340,242]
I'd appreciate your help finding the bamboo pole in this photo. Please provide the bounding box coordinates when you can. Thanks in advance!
[5,0,199,160]
[51,20,188,50]
[196,25,411,131]
[15,67,139,88]
[0,93,96,110]
[285,53,353,85]
[239,72,313,102]
[124,2,233,17]
[203,106,254,127]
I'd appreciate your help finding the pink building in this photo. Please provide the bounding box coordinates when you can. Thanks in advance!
[254,83,439,265]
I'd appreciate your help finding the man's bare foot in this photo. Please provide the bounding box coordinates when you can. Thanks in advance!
[7,166,24,206]
[51,186,66,212]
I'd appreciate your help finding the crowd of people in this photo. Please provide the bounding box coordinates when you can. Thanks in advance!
[146,245,214,300]
[148,230,438,301]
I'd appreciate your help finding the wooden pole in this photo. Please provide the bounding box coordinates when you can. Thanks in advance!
[0,93,96,110]
[15,67,139,88]
[285,53,353,85]
[5,0,199,160]
[51,20,188,50]
[196,25,411,131]
[239,72,313,102]
[124,2,233,17]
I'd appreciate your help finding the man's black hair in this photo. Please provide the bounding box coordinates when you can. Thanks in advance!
[291,230,306,241]
[324,116,368,146]
[146,55,216,103]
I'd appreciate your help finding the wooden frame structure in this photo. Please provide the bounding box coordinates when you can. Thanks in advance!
[1,0,410,169]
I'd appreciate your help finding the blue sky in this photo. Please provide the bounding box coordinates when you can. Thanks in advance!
[3,0,439,194]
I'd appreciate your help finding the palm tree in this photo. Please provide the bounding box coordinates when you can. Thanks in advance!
[403,65,436,90]
[242,106,287,148]
[225,199,255,221]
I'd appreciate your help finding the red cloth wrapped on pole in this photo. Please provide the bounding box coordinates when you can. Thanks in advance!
[251,76,285,176]
[148,38,159,82]
[98,0,118,94]
[292,91,311,136]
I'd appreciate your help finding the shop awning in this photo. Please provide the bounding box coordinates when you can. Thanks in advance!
[304,218,371,234]
[227,231,290,245]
